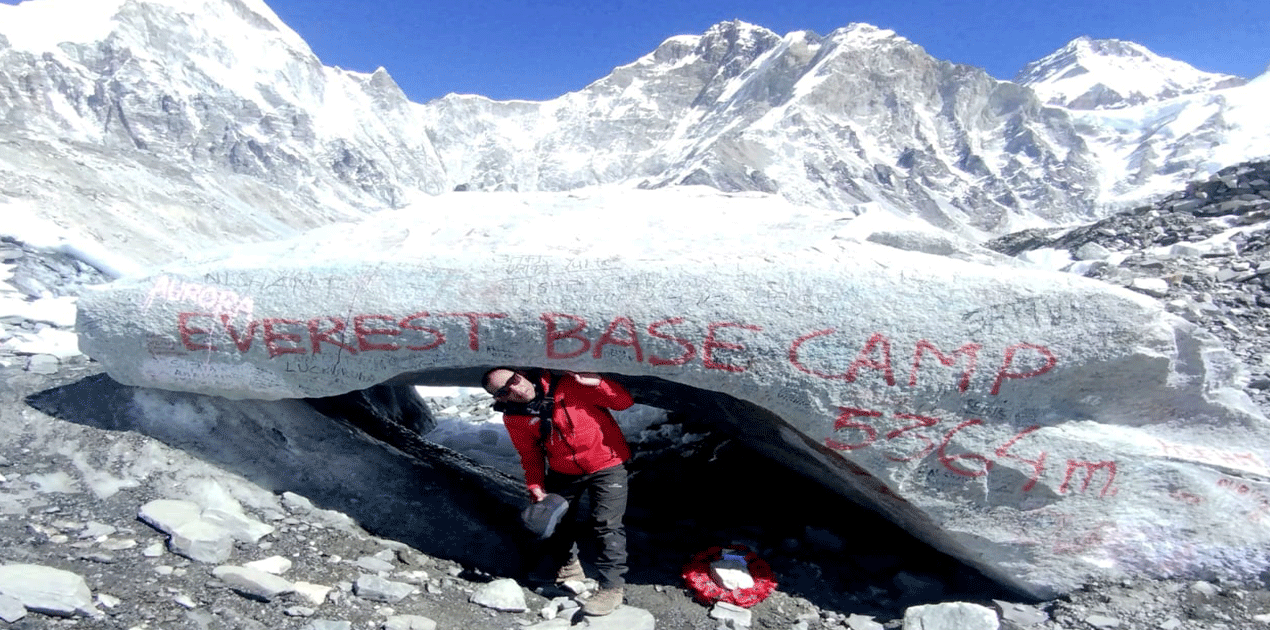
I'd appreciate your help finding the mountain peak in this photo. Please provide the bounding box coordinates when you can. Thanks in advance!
[0,0,310,58]
[1016,36,1246,109]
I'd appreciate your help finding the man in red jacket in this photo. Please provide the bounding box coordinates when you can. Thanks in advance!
[482,367,634,616]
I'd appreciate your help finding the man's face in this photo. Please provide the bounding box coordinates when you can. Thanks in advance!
[486,369,535,403]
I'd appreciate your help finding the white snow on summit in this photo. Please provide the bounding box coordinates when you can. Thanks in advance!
[1074,73,1270,207]
[1017,36,1246,110]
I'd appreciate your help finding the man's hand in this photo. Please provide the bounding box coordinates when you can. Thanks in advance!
[572,372,602,386]
[529,487,547,502]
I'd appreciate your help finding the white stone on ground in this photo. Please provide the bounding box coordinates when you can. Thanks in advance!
[293,581,334,606]
[382,614,438,630]
[244,555,293,575]
[212,565,295,601]
[467,578,526,612]
[168,519,234,563]
[902,602,999,630]
[710,600,753,627]
[353,574,415,603]
[0,564,97,618]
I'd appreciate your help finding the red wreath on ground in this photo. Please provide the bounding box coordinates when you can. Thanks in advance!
[681,545,778,608]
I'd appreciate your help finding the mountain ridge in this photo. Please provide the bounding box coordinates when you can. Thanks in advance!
[1,0,1267,265]
[1016,35,1247,110]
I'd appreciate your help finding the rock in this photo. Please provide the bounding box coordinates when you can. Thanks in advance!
[356,555,396,573]
[1074,242,1113,260]
[0,564,97,618]
[568,605,656,630]
[845,613,885,630]
[79,521,117,539]
[1084,614,1122,628]
[522,619,573,630]
[138,499,203,535]
[212,565,295,601]
[77,207,1270,599]
[0,592,25,623]
[710,600,753,627]
[1129,276,1170,296]
[382,615,438,630]
[25,354,58,374]
[902,601,999,630]
[282,491,315,513]
[992,600,1048,628]
[168,519,235,563]
[353,574,415,604]
[201,507,275,543]
[467,577,526,612]
[293,581,334,606]
[244,555,293,575]
[304,621,353,630]
[710,557,754,590]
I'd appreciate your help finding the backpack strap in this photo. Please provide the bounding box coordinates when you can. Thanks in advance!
[536,370,564,446]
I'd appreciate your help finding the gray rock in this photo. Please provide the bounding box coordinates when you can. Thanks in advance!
[304,621,353,630]
[902,602,999,630]
[25,354,58,374]
[845,613,885,630]
[710,600,753,627]
[212,565,295,601]
[576,605,656,630]
[201,507,275,543]
[169,519,235,563]
[353,574,415,603]
[243,555,293,575]
[992,600,1048,628]
[1129,276,1170,296]
[1073,242,1113,260]
[521,619,573,630]
[1084,614,1121,628]
[0,564,96,618]
[0,592,26,623]
[138,499,203,535]
[382,615,438,630]
[79,521,117,539]
[282,491,315,513]
[467,577,526,612]
[356,556,396,573]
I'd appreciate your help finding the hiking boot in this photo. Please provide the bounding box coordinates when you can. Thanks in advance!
[556,557,585,583]
[582,586,624,616]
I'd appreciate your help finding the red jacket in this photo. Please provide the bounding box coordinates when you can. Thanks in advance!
[502,372,634,494]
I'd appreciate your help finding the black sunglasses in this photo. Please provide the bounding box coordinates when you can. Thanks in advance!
[493,372,523,399]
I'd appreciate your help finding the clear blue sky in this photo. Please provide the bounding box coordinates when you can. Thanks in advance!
[262,0,1268,103]
[5,0,1267,103]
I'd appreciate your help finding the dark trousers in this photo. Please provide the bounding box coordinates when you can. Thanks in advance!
[544,463,629,589]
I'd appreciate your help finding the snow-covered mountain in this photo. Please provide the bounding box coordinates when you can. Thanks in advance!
[1011,36,1268,205]
[1016,36,1246,110]
[0,0,448,265]
[0,0,1267,264]
[1072,71,1270,206]
[422,21,1101,237]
